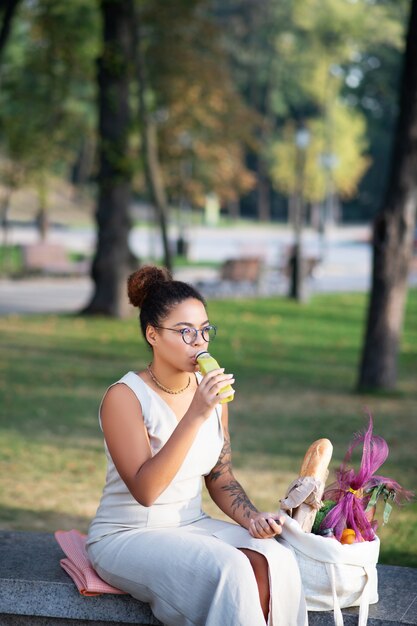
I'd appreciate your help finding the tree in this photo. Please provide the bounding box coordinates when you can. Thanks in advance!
[137,0,256,220]
[0,0,21,61]
[270,104,370,207]
[130,2,172,271]
[358,0,417,390]
[341,2,409,221]
[212,0,408,222]
[82,0,134,318]
[211,0,296,221]
[0,0,22,243]
[0,0,99,239]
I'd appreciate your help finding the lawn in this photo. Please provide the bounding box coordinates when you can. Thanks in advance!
[0,290,416,566]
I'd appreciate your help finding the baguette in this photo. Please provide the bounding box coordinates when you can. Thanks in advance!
[299,438,333,482]
[292,438,333,532]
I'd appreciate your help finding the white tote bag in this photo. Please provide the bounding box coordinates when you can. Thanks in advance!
[278,513,380,626]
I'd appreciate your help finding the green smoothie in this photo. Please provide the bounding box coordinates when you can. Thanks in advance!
[196,351,234,404]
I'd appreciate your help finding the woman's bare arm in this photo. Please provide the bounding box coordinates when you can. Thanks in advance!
[101,369,234,507]
[101,384,203,506]
[205,405,283,538]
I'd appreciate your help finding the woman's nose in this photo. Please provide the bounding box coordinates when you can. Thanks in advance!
[194,330,206,345]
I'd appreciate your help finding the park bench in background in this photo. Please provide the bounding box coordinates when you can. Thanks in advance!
[279,246,322,279]
[21,243,89,277]
[220,256,263,284]
[195,256,264,297]
[0,530,416,625]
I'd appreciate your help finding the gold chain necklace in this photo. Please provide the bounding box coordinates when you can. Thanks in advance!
[147,365,191,395]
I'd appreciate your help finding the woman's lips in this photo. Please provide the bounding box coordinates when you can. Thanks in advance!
[191,357,200,370]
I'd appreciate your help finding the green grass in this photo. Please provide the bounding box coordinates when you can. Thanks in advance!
[0,291,416,565]
[0,244,23,275]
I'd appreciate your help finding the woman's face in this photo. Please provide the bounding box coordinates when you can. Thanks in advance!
[149,298,213,372]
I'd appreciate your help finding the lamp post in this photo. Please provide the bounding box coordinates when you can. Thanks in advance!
[318,151,338,260]
[289,126,310,301]
[177,131,193,258]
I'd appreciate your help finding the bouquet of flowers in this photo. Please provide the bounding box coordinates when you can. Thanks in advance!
[315,416,413,543]
[278,416,412,620]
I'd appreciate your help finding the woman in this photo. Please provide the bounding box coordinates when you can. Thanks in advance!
[87,265,307,626]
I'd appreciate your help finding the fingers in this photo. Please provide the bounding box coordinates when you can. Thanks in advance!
[199,368,235,399]
[199,367,227,385]
[218,387,235,401]
[189,368,235,420]
[249,514,284,539]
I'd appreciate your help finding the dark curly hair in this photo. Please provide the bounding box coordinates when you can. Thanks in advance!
[127,265,206,345]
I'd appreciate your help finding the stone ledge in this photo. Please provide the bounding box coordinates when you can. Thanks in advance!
[309,561,417,625]
[0,531,416,625]
[0,531,159,625]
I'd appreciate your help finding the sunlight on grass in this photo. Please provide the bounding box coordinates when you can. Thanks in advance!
[0,290,416,565]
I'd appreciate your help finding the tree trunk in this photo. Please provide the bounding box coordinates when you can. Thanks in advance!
[35,173,48,241]
[289,141,308,301]
[227,198,240,220]
[71,136,96,187]
[358,0,417,390]
[257,156,271,222]
[0,0,21,62]
[141,117,173,271]
[83,0,134,318]
[0,187,13,275]
[131,5,172,272]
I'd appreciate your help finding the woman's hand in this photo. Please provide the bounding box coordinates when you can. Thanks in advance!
[186,368,235,421]
[248,512,285,539]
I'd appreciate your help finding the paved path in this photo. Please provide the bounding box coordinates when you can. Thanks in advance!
[1,263,416,316]
[1,224,416,315]
[0,277,92,315]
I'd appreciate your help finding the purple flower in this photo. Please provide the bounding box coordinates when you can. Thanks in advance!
[321,415,414,542]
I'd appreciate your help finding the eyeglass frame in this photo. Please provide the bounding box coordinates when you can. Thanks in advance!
[153,324,217,344]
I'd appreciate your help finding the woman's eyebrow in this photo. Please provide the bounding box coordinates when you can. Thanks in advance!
[172,320,210,327]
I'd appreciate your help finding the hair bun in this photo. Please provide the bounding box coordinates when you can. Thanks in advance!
[127,265,172,308]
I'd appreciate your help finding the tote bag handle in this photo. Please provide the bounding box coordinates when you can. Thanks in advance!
[325,563,371,626]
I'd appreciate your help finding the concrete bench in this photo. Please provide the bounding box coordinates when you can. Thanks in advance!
[21,243,88,277]
[0,530,416,625]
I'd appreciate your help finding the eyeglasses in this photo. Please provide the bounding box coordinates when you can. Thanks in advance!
[154,324,217,344]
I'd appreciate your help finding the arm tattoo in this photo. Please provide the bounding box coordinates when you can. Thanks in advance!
[221,479,258,518]
[207,432,232,482]
[206,429,258,519]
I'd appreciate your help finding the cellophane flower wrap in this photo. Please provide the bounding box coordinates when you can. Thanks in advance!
[320,416,413,542]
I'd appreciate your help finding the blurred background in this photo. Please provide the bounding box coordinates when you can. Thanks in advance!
[0,0,416,566]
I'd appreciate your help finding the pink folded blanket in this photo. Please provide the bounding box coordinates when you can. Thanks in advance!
[54,529,126,596]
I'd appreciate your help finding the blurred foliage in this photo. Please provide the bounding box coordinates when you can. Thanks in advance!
[136,0,259,208]
[269,103,370,202]
[0,0,99,215]
[211,0,409,218]
[0,0,412,221]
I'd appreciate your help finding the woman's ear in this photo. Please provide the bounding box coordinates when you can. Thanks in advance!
[146,325,158,346]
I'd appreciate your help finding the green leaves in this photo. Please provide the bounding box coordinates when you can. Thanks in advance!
[0,0,99,189]
[270,103,370,202]
[365,484,398,526]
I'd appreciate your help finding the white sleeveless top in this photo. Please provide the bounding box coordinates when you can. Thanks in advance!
[87,371,224,545]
